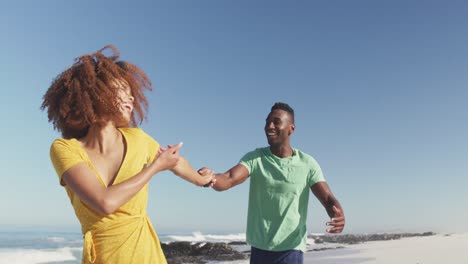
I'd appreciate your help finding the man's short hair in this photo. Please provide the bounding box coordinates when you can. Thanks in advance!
[271,102,295,123]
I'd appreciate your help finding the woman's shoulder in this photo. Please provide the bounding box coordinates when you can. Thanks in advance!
[49,138,82,160]
[51,137,79,149]
[119,127,155,142]
[119,127,142,133]
[119,127,145,137]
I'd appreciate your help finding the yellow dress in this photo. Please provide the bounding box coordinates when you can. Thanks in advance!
[50,128,167,264]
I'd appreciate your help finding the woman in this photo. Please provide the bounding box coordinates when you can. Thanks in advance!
[41,45,214,263]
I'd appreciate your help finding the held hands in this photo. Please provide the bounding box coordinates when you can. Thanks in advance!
[326,205,345,233]
[157,145,216,187]
[197,167,216,187]
[152,143,183,172]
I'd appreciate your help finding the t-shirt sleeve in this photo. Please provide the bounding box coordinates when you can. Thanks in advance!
[239,149,259,174]
[308,158,326,187]
[50,139,83,186]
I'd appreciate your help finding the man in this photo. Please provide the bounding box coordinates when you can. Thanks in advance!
[207,102,345,264]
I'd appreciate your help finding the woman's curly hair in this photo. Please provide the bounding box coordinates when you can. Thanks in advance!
[41,45,152,139]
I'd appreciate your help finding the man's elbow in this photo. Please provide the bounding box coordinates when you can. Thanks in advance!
[212,184,230,192]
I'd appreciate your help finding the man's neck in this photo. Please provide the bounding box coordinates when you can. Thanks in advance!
[270,144,293,158]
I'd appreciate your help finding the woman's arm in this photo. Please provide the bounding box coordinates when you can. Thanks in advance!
[159,145,215,186]
[62,143,182,215]
[169,156,215,186]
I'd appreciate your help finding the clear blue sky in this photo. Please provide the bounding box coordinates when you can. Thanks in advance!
[0,0,467,234]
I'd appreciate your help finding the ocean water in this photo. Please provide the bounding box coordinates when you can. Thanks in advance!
[0,231,82,264]
[161,231,246,243]
[0,230,345,264]
[0,230,251,264]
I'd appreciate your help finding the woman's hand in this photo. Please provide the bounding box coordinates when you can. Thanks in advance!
[151,143,183,173]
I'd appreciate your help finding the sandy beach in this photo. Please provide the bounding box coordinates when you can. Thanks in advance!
[305,233,468,264]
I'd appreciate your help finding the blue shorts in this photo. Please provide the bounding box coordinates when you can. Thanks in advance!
[250,246,304,264]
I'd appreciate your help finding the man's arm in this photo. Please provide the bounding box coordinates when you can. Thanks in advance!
[210,164,250,191]
[311,181,345,233]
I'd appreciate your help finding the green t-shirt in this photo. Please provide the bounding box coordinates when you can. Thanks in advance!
[239,147,325,251]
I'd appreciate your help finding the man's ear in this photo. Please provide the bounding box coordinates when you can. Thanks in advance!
[289,124,295,135]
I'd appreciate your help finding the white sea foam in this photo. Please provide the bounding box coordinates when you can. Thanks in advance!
[309,233,325,236]
[46,236,66,243]
[0,247,80,264]
[165,231,246,243]
[165,231,321,246]
[306,238,316,245]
